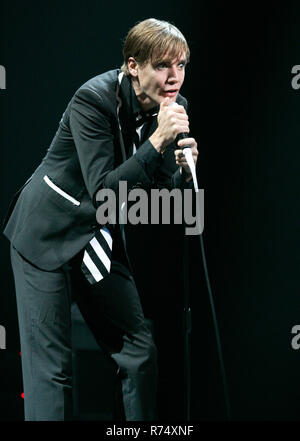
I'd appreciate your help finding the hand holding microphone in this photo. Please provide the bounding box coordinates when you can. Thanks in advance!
[149,97,190,152]
[168,102,199,189]
[149,98,198,186]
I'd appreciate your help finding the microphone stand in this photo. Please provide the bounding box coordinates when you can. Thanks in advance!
[183,231,192,421]
[182,145,197,422]
[182,146,232,421]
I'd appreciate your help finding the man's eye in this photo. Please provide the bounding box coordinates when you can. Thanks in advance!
[156,63,167,69]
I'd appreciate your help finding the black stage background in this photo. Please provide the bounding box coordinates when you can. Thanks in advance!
[0,0,299,423]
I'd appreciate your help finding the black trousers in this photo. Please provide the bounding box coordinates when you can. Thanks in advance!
[10,244,158,421]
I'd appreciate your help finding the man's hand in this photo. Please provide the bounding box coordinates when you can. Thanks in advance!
[149,98,189,153]
[175,138,198,181]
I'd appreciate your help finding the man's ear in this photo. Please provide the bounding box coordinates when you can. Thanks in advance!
[128,57,138,77]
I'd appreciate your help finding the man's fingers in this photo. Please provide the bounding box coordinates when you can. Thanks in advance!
[161,99,186,114]
[174,149,185,157]
[177,137,196,148]
[175,144,198,168]
[161,97,170,108]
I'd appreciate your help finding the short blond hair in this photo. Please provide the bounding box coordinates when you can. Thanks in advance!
[121,18,190,75]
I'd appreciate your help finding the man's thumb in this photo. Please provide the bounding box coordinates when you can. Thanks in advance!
[161,97,170,108]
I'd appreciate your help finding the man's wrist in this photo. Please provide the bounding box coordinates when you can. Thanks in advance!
[180,166,193,182]
[149,131,166,153]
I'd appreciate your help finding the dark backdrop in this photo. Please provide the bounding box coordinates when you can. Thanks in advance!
[0,0,299,422]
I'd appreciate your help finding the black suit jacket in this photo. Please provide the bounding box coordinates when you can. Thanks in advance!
[3,69,189,271]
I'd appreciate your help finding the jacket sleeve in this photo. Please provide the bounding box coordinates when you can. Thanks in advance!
[69,87,161,204]
[70,87,192,206]
[151,96,194,191]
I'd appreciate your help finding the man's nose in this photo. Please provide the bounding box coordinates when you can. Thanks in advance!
[167,66,179,82]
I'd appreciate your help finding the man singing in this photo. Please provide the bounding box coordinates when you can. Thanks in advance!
[3,18,198,420]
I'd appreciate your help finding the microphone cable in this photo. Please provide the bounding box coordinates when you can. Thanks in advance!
[183,146,232,421]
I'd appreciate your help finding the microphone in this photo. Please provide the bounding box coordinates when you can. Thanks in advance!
[168,102,198,192]
[168,102,191,148]
[176,132,192,150]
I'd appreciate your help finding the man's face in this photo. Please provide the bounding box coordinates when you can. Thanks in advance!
[130,53,187,111]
